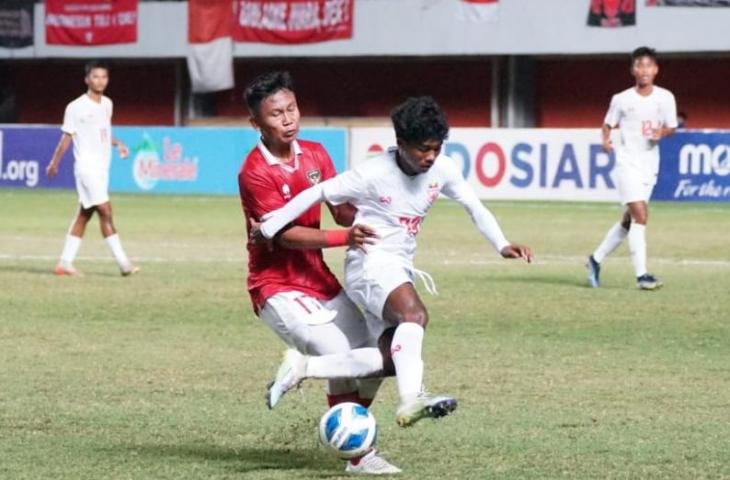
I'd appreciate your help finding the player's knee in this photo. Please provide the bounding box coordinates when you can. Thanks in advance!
[378,327,396,376]
[631,211,647,225]
[400,308,428,327]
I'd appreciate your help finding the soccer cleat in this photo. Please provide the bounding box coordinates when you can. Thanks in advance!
[345,449,402,475]
[54,264,82,277]
[121,265,140,277]
[636,273,663,290]
[265,349,307,409]
[395,392,457,427]
[586,255,601,288]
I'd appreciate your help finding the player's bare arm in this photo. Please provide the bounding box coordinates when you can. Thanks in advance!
[327,202,357,227]
[249,218,377,251]
[601,124,614,153]
[112,138,129,159]
[46,133,73,178]
[651,126,676,142]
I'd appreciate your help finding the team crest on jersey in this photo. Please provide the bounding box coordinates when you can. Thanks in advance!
[282,184,291,200]
[306,169,322,185]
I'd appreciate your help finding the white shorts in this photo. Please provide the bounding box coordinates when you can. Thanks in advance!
[344,251,414,331]
[76,173,109,209]
[258,290,375,356]
[615,168,655,205]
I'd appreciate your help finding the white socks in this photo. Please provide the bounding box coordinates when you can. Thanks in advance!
[305,348,383,379]
[592,222,628,264]
[628,222,647,277]
[391,322,425,401]
[59,235,82,267]
[104,234,131,269]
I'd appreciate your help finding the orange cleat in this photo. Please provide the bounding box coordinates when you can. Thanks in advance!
[54,264,82,277]
[121,265,140,277]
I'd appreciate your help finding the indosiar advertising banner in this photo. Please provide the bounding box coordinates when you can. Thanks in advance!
[350,128,618,202]
[0,125,347,195]
[0,126,75,189]
[653,131,730,201]
[350,128,730,203]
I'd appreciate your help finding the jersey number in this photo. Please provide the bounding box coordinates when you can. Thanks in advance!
[641,120,654,138]
[399,216,423,236]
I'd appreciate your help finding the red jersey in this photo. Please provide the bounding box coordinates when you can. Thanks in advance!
[238,139,342,311]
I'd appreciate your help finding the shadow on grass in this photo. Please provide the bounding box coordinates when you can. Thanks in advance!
[107,442,348,477]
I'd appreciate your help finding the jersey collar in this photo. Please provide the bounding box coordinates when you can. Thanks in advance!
[257,138,302,172]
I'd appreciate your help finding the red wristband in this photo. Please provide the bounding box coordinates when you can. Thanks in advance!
[324,229,349,247]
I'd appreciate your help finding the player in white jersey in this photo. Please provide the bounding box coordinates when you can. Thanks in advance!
[254,97,533,428]
[586,47,677,290]
[46,60,138,277]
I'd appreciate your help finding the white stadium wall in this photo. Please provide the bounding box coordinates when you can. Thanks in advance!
[4,0,730,59]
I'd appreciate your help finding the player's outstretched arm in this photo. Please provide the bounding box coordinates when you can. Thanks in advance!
[258,183,328,239]
[46,133,72,178]
[112,137,129,159]
[250,218,377,251]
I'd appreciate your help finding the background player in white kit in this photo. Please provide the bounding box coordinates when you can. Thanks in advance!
[586,47,677,290]
[256,97,533,428]
[46,60,138,277]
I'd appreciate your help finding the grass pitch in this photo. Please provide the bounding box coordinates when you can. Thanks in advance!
[1,189,728,479]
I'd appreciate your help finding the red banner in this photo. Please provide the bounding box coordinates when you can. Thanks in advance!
[587,0,635,27]
[45,0,138,45]
[233,0,353,44]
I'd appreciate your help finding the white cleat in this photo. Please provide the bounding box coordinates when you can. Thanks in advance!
[265,349,307,409]
[395,392,458,428]
[345,449,402,475]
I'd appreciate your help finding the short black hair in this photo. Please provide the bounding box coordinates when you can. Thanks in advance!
[84,60,109,76]
[631,46,657,64]
[243,71,294,116]
[391,96,449,145]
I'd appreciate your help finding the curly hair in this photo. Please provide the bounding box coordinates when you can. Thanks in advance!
[243,71,294,116]
[390,96,449,144]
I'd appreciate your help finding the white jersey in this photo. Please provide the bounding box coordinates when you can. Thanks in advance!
[321,148,509,266]
[604,85,677,179]
[62,94,113,177]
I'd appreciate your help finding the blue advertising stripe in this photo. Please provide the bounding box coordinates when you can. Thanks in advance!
[0,125,346,195]
[0,126,75,189]
[655,131,730,202]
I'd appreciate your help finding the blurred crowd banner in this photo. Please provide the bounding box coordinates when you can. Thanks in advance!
[587,0,636,27]
[233,0,354,44]
[350,128,730,202]
[45,0,138,45]
[0,126,347,195]
[0,0,33,48]
[646,0,730,6]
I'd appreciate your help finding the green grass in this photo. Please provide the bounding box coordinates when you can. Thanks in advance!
[1,189,729,479]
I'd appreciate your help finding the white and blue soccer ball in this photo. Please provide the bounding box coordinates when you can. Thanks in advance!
[318,402,378,459]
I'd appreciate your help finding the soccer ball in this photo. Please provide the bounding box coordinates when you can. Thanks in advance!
[318,402,377,459]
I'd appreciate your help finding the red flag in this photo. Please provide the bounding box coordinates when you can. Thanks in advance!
[187,0,234,93]
[45,0,138,45]
[587,0,636,27]
[233,0,353,44]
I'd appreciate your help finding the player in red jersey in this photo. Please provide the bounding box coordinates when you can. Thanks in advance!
[238,71,400,475]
